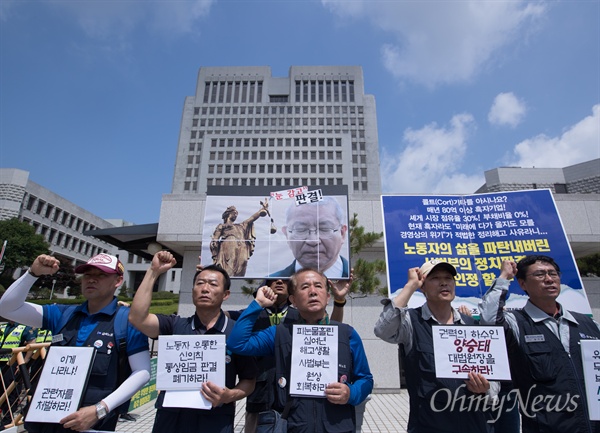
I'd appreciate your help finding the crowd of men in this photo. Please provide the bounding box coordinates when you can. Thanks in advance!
[0,229,597,432]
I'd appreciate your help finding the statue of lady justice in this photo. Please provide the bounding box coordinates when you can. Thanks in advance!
[210,198,275,276]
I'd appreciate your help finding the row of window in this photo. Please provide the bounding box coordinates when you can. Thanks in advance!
[184,177,369,192]
[204,163,345,175]
[23,218,106,257]
[203,81,263,104]
[211,145,342,160]
[190,128,365,140]
[197,178,370,190]
[200,152,367,165]
[190,139,368,154]
[211,137,343,148]
[294,80,355,103]
[200,79,356,105]
[24,194,97,233]
[192,116,364,128]
[193,104,364,117]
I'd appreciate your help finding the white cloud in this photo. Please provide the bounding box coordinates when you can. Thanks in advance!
[322,0,546,87]
[380,113,484,194]
[45,0,215,40]
[488,92,527,127]
[508,104,600,167]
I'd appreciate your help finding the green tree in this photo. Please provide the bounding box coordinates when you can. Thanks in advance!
[118,280,130,298]
[0,218,49,280]
[577,253,600,277]
[348,213,387,295]
[35,257,81,299]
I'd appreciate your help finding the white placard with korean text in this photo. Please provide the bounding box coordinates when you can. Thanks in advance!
[581,340,600,420]
[156,335,225,409]
[26,346,95,423]
[432,325,511,380]
[290,325,338,398]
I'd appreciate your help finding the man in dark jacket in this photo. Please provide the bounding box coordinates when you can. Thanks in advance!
[228,268,372,433]
[479,255,600,433]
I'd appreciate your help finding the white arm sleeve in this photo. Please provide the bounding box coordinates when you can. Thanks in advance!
[102,350,151,412]
[0,272,43,328]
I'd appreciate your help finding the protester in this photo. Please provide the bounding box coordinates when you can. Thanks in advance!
[0,253,151,432]
[229,276,350,433]
[128,251,257,433]
[228,267,373,433]
[479,255,600,433]
[374,259,495,433]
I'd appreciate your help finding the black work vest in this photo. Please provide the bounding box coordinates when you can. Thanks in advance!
[246,305,300,412]
[402,308,493,433]
[510,309,600,433]
[53,307,126,407]
[273,320,355,433]
[155,313,238,417]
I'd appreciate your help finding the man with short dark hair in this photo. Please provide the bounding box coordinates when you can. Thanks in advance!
[374,259,494,433]
[479,255,600,433]
[228,267,372,433]
[0,254,151,432]
[129,251,257,433]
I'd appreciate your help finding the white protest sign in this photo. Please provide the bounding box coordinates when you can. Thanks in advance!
[156,335,225,408]
[26,346,95,423]
[581,340,600,420]
[432,325,511,380]
[290,324,338,398]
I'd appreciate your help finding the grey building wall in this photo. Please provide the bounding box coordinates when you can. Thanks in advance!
[477,158,600,195]
[0,168,165,291]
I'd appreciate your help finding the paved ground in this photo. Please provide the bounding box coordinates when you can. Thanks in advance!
[113,391,411,433]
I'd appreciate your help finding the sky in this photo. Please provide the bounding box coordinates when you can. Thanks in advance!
[1,0,598,225]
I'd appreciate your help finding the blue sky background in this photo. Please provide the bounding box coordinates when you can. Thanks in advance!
[1,0,598,225]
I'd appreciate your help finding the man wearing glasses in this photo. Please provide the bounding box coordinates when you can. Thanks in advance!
[479,255,600,433]
[270,197,349,278]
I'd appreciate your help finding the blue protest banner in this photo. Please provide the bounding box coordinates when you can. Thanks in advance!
[381,189,591,315]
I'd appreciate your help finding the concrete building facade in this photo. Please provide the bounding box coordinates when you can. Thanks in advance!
[0,168,181,294]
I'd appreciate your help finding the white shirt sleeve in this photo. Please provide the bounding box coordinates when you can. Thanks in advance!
[0,272,43,328]
[101,350,151,412]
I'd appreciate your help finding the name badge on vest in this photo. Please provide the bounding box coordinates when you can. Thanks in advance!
[51,334,64,343]
[525,334,545,343]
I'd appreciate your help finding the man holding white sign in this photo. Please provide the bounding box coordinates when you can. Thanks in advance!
[228,268,373,433]
[374,259,495,433]
[0,254,151,432]
[479,255,600,433]
[129,251,257,433]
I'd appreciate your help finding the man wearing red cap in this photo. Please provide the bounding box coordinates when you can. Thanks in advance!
[374,259,494,433]
[0,253,151,432]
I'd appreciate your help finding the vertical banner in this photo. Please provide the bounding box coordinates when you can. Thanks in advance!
[581,340,600,420]
[26,346,95,423]
[201,187,350,279]
[381,189,591,315]
[290,325,338,397]
[432,325,511,380]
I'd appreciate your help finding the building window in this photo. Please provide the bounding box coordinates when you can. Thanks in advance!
[554,183,568,193]
[270,95,289,102]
